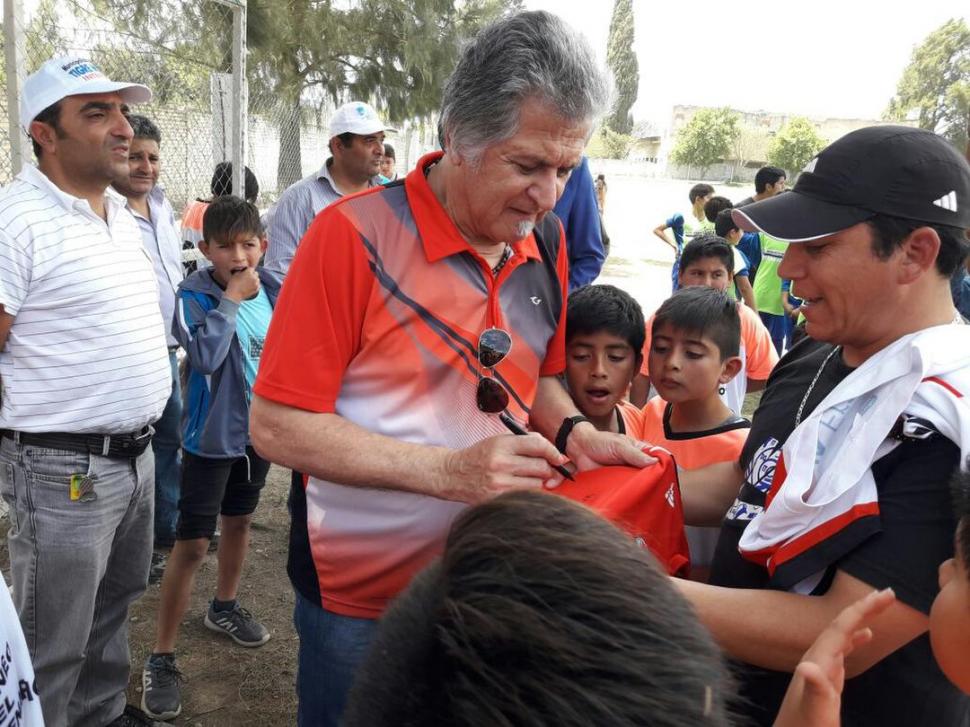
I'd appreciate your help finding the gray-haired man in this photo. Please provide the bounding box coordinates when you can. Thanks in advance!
[249,11,652,727]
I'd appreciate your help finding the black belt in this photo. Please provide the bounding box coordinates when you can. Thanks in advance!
[0,427,154,459]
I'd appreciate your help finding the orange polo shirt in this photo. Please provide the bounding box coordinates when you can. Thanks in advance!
[255,152,570,617]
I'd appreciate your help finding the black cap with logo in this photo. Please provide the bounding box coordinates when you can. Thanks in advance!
[732,125,970,242]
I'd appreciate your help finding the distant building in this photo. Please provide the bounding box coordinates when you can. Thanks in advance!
[664,105,918,180]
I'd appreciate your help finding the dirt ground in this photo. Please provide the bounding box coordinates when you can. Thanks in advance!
[0,464,299,727]
[123,464,298,726]
[0,413,764,726]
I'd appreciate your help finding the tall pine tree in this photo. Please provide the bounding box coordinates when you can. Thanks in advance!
[605,0,638,135]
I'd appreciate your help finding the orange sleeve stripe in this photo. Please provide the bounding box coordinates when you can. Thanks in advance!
[254,205,374,410]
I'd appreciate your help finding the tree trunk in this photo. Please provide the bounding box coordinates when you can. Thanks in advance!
[277,95,303,191]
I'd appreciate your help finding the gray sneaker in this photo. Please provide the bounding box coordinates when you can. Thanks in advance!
[141,654,183,721]
[204,601,271,647]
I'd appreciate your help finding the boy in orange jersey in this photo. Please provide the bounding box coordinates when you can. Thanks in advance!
[564,284,645,436]
[631,234,777,412]
[641,286,749,580]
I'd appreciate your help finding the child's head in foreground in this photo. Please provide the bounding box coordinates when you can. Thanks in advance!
[678,234,735,292]
[200,196,267,287]
[343,490,733,726]
[931,470,970,693]
[565,285,645,429]
[649,286,741,406]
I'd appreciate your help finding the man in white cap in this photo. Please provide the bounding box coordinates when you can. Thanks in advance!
[265,101,389,275]
[0,56,171,726]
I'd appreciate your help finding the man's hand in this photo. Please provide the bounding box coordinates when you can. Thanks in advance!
[564,422,657,472]
[225,267,260,302]
[774,589,896,727]
[438,433,568,504]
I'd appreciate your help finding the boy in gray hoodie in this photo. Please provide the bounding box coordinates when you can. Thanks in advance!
[142,196,281,721]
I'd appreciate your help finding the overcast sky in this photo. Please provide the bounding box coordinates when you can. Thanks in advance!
[524,0,963,129]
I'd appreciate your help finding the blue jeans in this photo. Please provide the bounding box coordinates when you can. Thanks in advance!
[0,436,154,727]
[152,350,182,545]
[293,590,378,727]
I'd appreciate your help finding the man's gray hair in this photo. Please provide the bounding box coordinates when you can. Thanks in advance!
[440,11,610,161]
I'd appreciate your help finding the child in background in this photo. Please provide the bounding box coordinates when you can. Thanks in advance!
[631,235,778,415]
[713,207,756,310]
[142,196,281,721]
[652,183,715,292]
[640,287,750,580]
[564,284,645,435]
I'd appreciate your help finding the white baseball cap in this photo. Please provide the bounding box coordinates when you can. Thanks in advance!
[328,101,389,138]
[20,55,152,131]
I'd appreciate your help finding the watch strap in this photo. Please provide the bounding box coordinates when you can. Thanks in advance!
[555,415,590,454]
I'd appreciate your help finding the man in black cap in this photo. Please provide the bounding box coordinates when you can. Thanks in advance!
[675,125,970,726]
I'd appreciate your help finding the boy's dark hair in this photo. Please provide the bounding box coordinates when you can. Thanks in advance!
[210,162,260,203]
[202,195,264,245]
[344,490,733,727]
[704,195,733,223]
[566,284,645,359]
[754,166,786,193]
[383,142,395,159]
[653,286,740,360]
[867,215,968,278]
[30,101,63,159]
[128,114,161,144]
[953,470,970,568]
[689,183,715,204]
[680,233,734,277]
[714,208,739,238]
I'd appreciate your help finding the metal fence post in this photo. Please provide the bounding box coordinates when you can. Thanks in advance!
[211,0,246,198]
[4,0,28,176]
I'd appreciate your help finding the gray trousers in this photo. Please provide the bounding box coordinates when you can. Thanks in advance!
[0,436,154,727]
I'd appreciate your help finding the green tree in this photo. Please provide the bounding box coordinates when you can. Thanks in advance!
[586,125,633,159]
[93,0,518,188]
[605,0,637,135]
[767,117,826,180]
[885,18,970,155]
[670,107,739,178]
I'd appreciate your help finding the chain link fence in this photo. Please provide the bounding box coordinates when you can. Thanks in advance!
[1,0,446,214]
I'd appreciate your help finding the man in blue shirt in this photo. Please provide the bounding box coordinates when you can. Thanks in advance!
[554,156,606,291]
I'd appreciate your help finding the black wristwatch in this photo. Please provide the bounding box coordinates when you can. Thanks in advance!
[555,415,591,454]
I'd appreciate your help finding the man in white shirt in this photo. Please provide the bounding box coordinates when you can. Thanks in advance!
[111,114,184,561]
[0,56,171,727]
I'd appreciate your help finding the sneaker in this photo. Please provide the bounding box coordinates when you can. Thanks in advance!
[108,703,173,726]
[141,653,183,721]
[148,551,167,585]
[204,601,271,647]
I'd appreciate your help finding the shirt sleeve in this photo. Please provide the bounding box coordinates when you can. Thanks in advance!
[265,184,314,275]
[741,307,779,381]
[837,436,960,613]
[538,220,570,376]
[560,159,605,291]
[254,206,374,412]
[0,228,32,316]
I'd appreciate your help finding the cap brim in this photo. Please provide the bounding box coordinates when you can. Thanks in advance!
[21,80,153,131]
[731,193,873,242]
